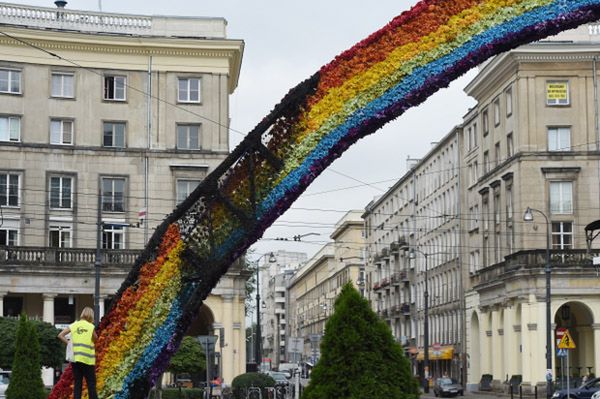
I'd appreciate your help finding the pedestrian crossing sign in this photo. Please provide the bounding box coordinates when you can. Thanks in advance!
[558,330,576,349]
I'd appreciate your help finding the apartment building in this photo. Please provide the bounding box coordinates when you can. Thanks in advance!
[0,2,246,384]
[287,211,364,364]
[362,128,463,382]
[461,23,600,393]
[258,250,307,368]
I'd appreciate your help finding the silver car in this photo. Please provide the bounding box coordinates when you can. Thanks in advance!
[433,377,464,397]
[0,370,10,399]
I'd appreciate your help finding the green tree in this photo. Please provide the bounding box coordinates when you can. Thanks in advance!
[6,314,45,399]
[0,316,63,369]
[167,336,206,376]
[302,283,420,399]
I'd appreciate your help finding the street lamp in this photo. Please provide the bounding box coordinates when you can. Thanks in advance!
[523,207,553,399]
[409,248,430,393]
[255,252,276,368]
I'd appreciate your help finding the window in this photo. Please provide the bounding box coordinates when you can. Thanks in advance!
[103,122,125,148]
[178,77,201,103]
[493,98,500,126]
[506,87,513,116]
[49,176,72,209]
[103,75,126,101]
[177,124,201,150]
[546,80,569,106]
[102,224,124,249]
[550,181,573,214]
[552,222,573,249]
[49,226,71,248]
[495,142,501,167]
[483,151,489,174]
[482,109,489,135]
[505,185,513,222]
[51,72,74,98]
[548,127,571,151]
[102,177,126,212]
[507,133,514,157]
[0,173,19,207]
[0,228,18,246]
[50,119,73,145]
[0,69,21,94]
[176,179,200,204]
[0,115,20,142]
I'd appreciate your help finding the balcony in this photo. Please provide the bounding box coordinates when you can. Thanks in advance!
[472,249,600,288]
[391,271,409,285]
[0,246,140,269]
[401,303,411,316]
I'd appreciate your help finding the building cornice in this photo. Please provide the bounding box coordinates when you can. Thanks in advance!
[0,26,244,92]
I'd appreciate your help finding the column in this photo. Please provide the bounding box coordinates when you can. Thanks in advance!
[480,311,492,375]
[593,324,600,378]
[490,309,504,384]
[521,295,545,390]
[504,306,518,377]
[42,293,56,324]
[0,292,5,317]
[221,294,234,384]
[98,295,106,320]
[42,293,57,387]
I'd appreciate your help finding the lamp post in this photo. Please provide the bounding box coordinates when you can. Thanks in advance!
[523,207,553,399]
[409,248,429,393]
[255,252,276,368]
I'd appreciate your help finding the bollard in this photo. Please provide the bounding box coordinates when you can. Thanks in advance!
[520,384,523,399]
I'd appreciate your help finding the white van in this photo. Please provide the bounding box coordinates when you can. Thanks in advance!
[277,363,299,379]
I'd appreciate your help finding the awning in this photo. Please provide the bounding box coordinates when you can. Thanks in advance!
[415,345,454,361]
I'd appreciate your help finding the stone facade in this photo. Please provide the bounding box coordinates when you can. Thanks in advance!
[0,2,246,386]
[287,211,364,363]
[362,128,464,383]
[461,24,600,392]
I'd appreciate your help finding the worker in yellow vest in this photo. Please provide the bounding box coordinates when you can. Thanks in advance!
[58,307,98,399]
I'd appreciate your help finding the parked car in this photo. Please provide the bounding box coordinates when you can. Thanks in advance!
[553,377,600,399]
[268,371,290,387]
[0,370,10,399]
[433,377,464,397]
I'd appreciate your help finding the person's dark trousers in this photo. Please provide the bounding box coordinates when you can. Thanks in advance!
[72,361,99,399]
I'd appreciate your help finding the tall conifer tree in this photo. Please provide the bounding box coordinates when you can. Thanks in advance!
[302,283,420,399]
[6,314,45,399]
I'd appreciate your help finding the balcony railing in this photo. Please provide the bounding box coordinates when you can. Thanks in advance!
[0,245,141,268]
[472,249,600,287]
[0,3,152,34]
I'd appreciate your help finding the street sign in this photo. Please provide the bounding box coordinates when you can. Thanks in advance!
[558,330,576,349]
[287,337,303,354]
[433,342,441,351]
[557,348,568,357]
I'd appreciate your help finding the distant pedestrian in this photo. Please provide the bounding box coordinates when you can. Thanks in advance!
[58,307,99,399]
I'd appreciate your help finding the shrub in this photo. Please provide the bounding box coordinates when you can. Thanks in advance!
[301,283,420,399]
[231,372,275,399]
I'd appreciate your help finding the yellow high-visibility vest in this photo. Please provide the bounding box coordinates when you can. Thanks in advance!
[70,320,95,365]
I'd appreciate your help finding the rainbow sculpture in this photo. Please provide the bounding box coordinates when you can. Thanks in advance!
[50,1,600,398]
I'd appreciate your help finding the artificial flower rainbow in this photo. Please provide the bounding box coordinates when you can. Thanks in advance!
[50,1,600,398]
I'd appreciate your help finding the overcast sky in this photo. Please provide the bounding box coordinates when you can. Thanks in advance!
[8,0,477,261]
